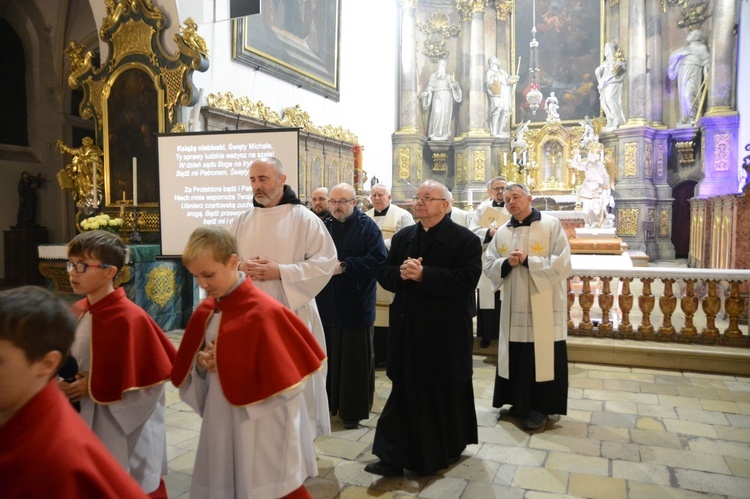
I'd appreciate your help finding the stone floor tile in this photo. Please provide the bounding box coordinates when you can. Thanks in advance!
[417,476,467,498]
[715,424,750,443]
[640,383,680,396]
[168,450,198,475]
[543,419,589,438]
[653,373,690,385]
[637,402,678,419]
[589,425,630,443]
[528,433,601,457]
[477,425,530,446]
[677,385,721,400]
[658,394,703,409]
[602,379,643,392]
[574,363,632,373]
[675,406,730,425]
[491,463,518,486]
[568,473,627,499]
[626,480,725,498]
[165,427,200,447]
[441,457,499,482]
[717,388,750,403]
[315,436,370,461]
[334,460,426,492]
[567,398,604,412]
[601,441,641,462]
[303,477,343,499]
[725,379,750,392]
[640,446,731,474]
[163,470,192,499]
[701,399,742,414]
[663,418,718,438]
[569,376,604,389]
[588,370,654,383]
[738,401,750,415]
[605,400,639,414]
[635,416,665,431]
[725,455,750,479]
[590,410,638,429]
[511,466,569,494]
[560,409,591,423]
[166,445,191,462]
[630,428,684,449]
[584,389,659,405]
[727,413,750,428]
[462,480,524,499]
[474,443,548,466]
[687,437,750,460]
[567,386,583,399]
[611,460,671,485]
[546,450,609,476]
[674,468,750,496]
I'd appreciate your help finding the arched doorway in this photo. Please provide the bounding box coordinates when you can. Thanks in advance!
[672,181,697,258]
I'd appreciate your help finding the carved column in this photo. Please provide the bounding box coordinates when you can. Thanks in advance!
[397,0,420,134]
[653,129,675,259]
[706,0,737,114]
[646,0,663,126]
[458,0,489,136]
[697,114,741,197]
[626,0,647,125]
[456,4,472,136]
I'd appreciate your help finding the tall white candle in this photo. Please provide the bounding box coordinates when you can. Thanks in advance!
[513,151,517,164]
[92,163,97,206]
[468,189,473,206]
[132,157,138,206]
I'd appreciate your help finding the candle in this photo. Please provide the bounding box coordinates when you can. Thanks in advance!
[468,189,473,206]
[92,163,97,205]
[513,151,517,164]
[503,152,508,165]
[122,191,126,201]
[132,157,138,207]
[600,150,604,162]
[523,151,527,164]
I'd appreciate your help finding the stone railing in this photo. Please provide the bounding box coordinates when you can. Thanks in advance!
[568,267,750,348]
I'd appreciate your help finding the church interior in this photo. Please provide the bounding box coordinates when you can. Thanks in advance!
[2,0,750,497]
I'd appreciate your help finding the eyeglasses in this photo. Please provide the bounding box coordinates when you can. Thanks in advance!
[328,199,355,206]
[66,261,116,273]
[412,195,446,203]
[490,187,505,192]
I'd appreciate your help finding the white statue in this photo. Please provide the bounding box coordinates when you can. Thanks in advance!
[579,116,598,151]
[573,144,611,228]
[545,92,560,123]
[596,42,627,129]
[485,56,518,136]
[422,59,462,140]
[511,120,530,152]
[668,30,710,125]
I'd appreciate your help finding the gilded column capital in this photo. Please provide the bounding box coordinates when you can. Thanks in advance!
[456,0,487,21]
[493,0,513,21]
[400,0,418,9]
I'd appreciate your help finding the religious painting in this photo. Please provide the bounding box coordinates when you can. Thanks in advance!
[233,0,341,101]
[513,0,603,125]
[103,66,162,206]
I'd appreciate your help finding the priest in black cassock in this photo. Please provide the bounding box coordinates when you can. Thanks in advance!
[365,180,481,477]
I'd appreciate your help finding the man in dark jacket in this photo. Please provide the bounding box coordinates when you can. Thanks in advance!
[366,180,481,477]
[317,183,387,429]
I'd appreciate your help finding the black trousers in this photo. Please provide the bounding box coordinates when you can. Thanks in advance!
[476,290,501,341]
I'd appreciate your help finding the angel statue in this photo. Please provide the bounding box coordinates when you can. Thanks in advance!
[180,17,209,57]
[55,137,103,216]
[572,142,612,228]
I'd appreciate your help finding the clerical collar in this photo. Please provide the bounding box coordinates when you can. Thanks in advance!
[374,205,390,217]
[492,200,505,208]
[508,208,541,228]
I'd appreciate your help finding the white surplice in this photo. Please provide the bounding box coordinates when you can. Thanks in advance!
[483,213,572,381]
[72,313,167,494]
[231,203,337,436]
[469,198,510,309]
[179,313,317,499]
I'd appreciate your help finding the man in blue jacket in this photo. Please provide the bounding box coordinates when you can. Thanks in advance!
[317,183,387,429]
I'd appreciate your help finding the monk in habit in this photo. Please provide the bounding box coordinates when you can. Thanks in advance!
[173,226,325,498]
[483,183,572,431]
[232,156,338,437]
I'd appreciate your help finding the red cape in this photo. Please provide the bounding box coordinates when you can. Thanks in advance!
[172,278,325,406]
[72,287,176,404]
[0,381,148,498]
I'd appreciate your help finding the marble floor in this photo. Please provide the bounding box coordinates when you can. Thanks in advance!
[163,332,750,499]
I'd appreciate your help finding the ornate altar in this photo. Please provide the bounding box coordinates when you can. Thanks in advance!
[62,0,209,237]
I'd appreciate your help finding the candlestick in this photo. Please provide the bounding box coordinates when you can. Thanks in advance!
[92,163,97,206]
[132,157,138,207]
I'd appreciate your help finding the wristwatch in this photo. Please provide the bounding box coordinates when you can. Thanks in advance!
[339,261,347,273]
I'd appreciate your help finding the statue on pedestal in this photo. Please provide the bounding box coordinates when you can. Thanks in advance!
[596,42,627,129]
[668,30,709,125]
[571,142,611,228]
[545,92,560,123]
[485,56,518,136]
[16,172,44,228]
[55,136,103,216]
[422,59,462,140]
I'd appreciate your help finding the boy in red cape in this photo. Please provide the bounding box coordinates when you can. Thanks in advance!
[0,286,147,498]
[172,226,325,499]
[58,230,176,497]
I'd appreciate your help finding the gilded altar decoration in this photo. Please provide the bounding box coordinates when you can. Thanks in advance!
[493,0,513,21]
[657,143,665,178]
[473,150,486,182]
[714,133,730,171]
[624,142,638,177]
[456,0,488,22]
[55,137,104,216]
[456,153,465,183]
[417,12,461,62]
[417,149,423,181]
[617,208,639,236]
[145,265,176,308]
[660,209,670,237]
[677,2,712,30]
[675,140,695,164]
[205,94,359,144]
[180,18,209,57]
[645,143,653,178]
[399,148,411,180]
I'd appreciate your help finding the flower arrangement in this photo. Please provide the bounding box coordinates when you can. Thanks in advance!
[80,214,124,234]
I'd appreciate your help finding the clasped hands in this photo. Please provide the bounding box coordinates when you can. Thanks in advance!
[58,371,89,403]
[508,248,527,267]
[241,256,280,282]
[197,341,217,373]
[400,257,423,282]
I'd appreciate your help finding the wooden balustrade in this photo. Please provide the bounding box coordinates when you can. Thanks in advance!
[568,267,750,347]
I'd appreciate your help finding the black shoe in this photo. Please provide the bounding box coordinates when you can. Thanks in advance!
[522,410,548,430]
[342,419,359,429]
[364,460,403,477]
[479,338,491,348]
